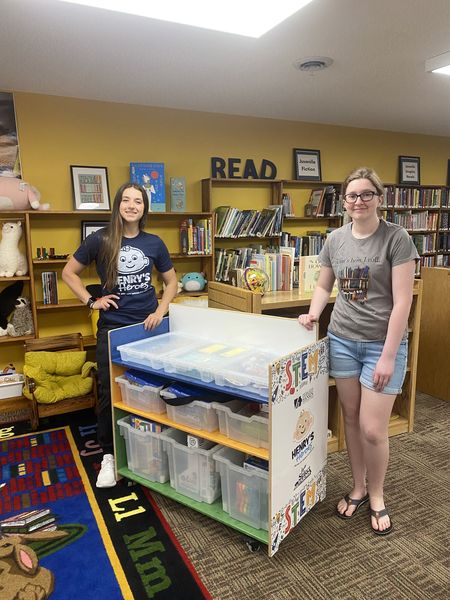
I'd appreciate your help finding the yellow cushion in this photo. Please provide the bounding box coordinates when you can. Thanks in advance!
[23,351,96,404]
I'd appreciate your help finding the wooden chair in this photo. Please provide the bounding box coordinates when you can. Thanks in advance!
[23,333,98,430]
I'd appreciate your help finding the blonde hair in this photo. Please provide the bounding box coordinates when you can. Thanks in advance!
[99,182,149,290]
[342,167,384,196]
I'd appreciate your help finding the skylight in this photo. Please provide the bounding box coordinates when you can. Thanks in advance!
[56,0,315,37]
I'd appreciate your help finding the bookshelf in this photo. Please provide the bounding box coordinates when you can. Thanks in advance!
[201,178,343,285]
[382,185,450,274]
[0,209,213,367]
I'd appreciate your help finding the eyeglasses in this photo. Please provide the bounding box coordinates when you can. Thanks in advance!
[344,191,379,204]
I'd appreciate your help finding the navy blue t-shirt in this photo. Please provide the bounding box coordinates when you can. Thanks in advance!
[73,228,173,326]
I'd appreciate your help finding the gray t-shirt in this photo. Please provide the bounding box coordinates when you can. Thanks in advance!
[319,220,419,341]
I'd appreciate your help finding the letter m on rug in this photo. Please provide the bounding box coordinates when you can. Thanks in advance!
[124,527,171,597]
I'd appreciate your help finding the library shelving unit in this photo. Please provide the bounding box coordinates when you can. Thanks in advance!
[382,184,450,274]
[109,303,329,556]
[0,209,213,355]
[201,178,343,282]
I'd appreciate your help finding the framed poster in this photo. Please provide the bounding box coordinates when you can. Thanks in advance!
[71,165,111,210]
[398,156,420,185]
[293,148,322,181]
[0,91,21,177]
[81,221,109,241]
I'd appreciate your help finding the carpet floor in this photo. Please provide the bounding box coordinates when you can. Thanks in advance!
[151,392,450,600]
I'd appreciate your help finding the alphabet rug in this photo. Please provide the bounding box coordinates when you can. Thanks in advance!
[0,417,211,600]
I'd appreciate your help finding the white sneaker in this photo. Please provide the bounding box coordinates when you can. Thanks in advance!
[96,454,116,488]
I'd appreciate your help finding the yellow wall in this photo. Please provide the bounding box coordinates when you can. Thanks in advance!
[2,91,450,371]
[14,92,450,210]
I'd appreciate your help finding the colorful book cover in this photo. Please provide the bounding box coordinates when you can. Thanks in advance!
[299,255,321,294]
[170,177,186,212]
[130,162,166,212]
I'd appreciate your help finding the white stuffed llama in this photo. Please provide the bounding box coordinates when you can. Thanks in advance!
[0,222,28,277]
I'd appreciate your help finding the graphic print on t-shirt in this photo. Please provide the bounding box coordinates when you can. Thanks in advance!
[338,265,369,302]
[116,245,151,295]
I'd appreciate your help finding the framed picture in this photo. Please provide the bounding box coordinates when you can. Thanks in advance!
[81,221,109,242]
[398,156,420,185]
[293,148,322,181]
[70,165,111,210]
[0,91,21,177]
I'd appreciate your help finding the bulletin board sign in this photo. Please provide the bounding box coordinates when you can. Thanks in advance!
[269,337,329,556]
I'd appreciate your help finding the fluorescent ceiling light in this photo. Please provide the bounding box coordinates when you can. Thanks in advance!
[55,0,315,37]
[425,51,450,75]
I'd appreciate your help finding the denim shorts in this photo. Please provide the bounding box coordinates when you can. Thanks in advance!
[328,330,408,395]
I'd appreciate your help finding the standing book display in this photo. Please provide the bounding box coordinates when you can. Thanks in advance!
[109,304,329,556]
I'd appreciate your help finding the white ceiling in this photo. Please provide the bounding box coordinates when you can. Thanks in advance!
[1,0,450,137]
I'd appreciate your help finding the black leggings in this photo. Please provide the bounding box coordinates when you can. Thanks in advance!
[96,324,119,455]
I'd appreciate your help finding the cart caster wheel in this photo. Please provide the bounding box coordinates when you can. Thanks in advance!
[243,537,261,552]
[120,478,136,488]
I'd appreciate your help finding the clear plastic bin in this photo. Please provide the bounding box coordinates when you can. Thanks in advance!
[213,349,278,398]
[213,402,269,449]
[160,428,221,503]
[166,399,241,432]
[163,342,252,383]
[117,333,194,370]
[117,416,169,484]
[115,374,166,414]
[214,446,269,530]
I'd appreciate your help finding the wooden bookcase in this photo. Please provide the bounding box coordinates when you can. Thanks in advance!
[382,184,450,274]
[416,267,450,401]
[201,178,343,283]
[0,209,213,362]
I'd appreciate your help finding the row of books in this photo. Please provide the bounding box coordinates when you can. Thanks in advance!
[0,508,57,534]
[440,212,449,230]
[436,254,450,267]
[384,186,444,208]
[179,218,212,255]
[388,210,438,230]
[215,244,326,294]
[42,271,58,304]
[411,234,435,253]
[279,230,331,257]
[214,205,283,238]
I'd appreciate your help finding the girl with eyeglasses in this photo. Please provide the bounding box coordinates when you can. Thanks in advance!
[298,167,418,535]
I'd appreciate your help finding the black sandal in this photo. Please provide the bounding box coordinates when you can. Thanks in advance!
[370,508,393,535]
[336,493,369,519]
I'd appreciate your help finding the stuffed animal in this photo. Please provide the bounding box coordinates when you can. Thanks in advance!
[0,176,50,211]
[7,296,34,337]
[0,221,28,277]
[180,272,207,292]
[0,280,24,335]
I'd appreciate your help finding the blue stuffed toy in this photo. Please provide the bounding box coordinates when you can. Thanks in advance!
[180,272,207,292]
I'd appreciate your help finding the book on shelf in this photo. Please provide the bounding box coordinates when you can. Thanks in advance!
[309,188,325,217]
[130,162,166,212]
[170,177,186,212]
[179,218,211,255]
[299,255,321,294]
[42,271,58,304]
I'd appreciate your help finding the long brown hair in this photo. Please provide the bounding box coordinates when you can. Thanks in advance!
[99,182,149,290]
